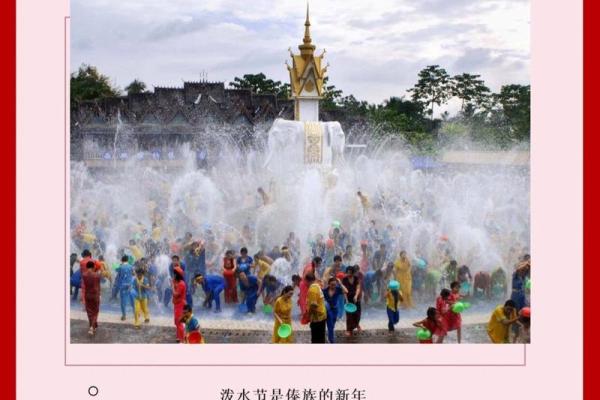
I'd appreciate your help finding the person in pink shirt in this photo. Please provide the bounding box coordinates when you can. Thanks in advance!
[172,267,187,343]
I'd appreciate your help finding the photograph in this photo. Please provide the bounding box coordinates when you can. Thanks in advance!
[68,0,531,344]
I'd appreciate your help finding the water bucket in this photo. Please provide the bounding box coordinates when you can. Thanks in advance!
[237,303,248,313]
[332,220,341,229]
[415,258,427,269]
[388,280,400,290]
[416,328,432,340]
[460,281,470,295]
[452,301,470,313]
[277,323,292,339]
[263,304,273,314]
[525,279,531,290]
[344,303,357,313]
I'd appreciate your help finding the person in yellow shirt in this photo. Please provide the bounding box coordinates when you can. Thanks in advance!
[394,251,413,308]
[129,239,144,260]
[306,273,327,343]
[386,282,404,334]
[487,300,519,343]
[254,251,272,281]
[151,222,161,241]
[272,286,295,343]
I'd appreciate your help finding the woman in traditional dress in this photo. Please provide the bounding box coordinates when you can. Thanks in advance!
[394,251,413,308]
[222,250,238,304]
[342,265,362,336]
[272,286,295,343]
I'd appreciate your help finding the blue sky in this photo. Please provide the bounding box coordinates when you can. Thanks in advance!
[70,0,529,109]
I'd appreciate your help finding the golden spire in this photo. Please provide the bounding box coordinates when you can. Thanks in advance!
[299,2,315,56]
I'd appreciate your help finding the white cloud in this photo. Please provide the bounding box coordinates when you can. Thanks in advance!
[70,0,529,106]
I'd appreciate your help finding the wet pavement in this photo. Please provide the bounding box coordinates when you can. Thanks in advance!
[71,318,490,344]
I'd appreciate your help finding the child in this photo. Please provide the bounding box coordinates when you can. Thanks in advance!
[513,307,531,343]
[413,307,446,343]
[386,282,404,333]
[435,288,452,336]
[180,304,204,344]
[132,268,151,328]
[447,281,463,343]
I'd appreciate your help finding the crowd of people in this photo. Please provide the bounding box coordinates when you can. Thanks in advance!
[70,210,531,344]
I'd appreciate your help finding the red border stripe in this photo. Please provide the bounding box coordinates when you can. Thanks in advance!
[584,0,596,399]
[0,0,16,398]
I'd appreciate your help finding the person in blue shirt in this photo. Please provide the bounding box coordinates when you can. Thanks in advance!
[185,242,206,277]
[236,247,254,276]
[238,271,260,313]
[131,268,151,328]
[114,255,135,320]
[193,273,225,312]
[363,270,377,306]
[70,268,81,301]
[259,274,283,306]
[322,277,348,343]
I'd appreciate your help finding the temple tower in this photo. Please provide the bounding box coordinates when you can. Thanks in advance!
[287,4,328,122]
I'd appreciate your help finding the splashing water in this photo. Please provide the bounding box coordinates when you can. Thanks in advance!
[71,123,529,281]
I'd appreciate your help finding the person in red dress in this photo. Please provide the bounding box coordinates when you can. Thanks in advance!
[435,288,452,342]
[78,249,102,306]
[82,260,102,336]
[413,307,447,343]
[299,257,322,324]
[222,250,238,303]
[446,281,464,343]
[172,267,187,343]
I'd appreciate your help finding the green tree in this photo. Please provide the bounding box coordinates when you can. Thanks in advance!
[229,73,289,98]
[338,94,368,115]
[493,84,530,141]
[70,64,121,104]
[451,73,491,115]
[320,76,343,110]
[367,97,434,153]
[124,79,148,95]
[409,65,452,120]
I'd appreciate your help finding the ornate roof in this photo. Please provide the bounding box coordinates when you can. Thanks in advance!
[287,4,328,99]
